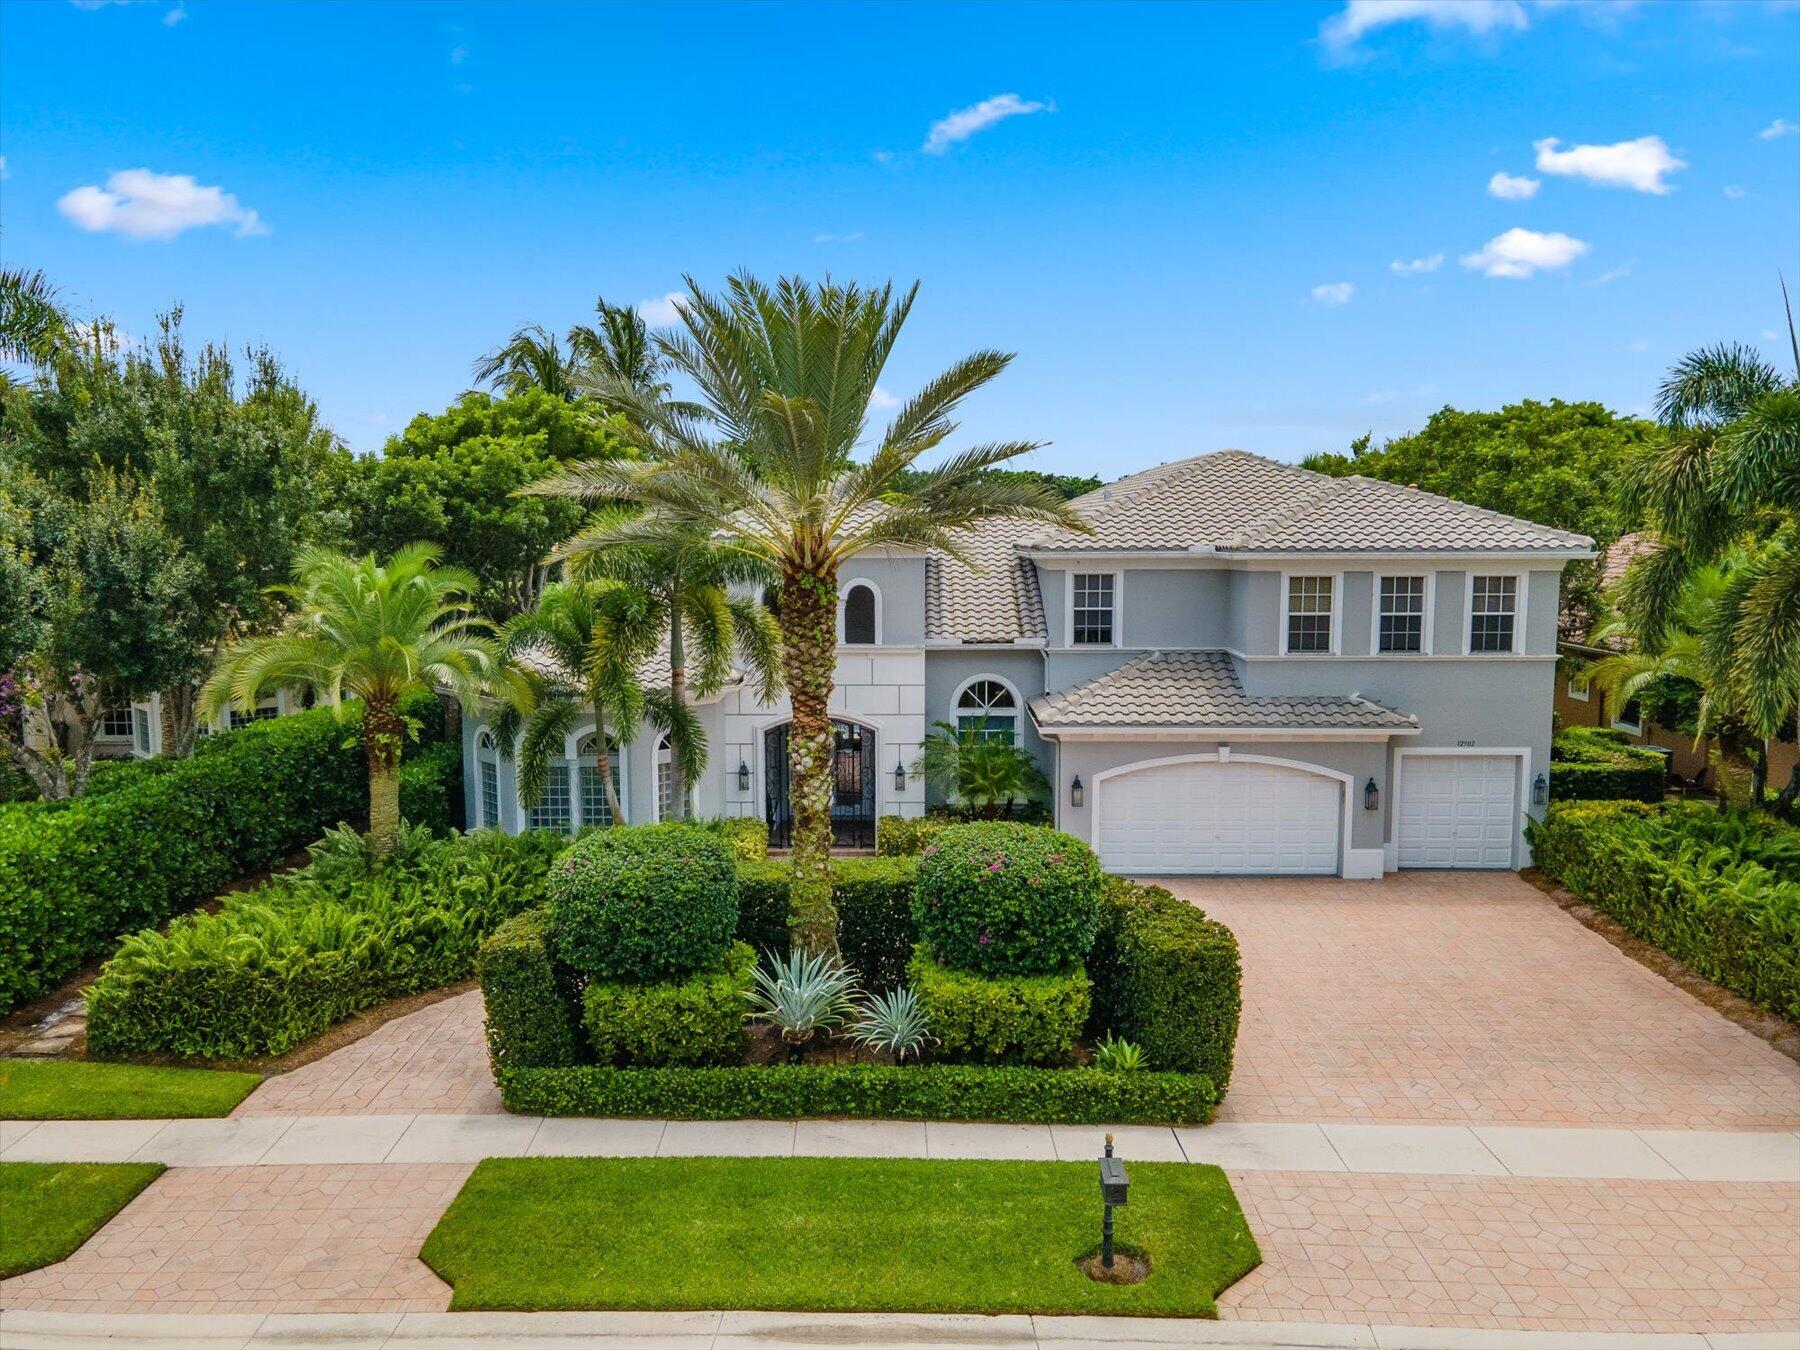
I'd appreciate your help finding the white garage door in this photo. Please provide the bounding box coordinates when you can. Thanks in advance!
[1396,754,1518,869]
[1095,758,1341,875]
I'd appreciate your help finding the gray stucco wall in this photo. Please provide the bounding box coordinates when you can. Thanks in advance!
[1118,568,1231,649]
[839,554,926,646]
[1228,571,1280,653]
[922,648,1051,805]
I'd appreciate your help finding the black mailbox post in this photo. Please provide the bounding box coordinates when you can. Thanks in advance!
[1099,1133,1130,1269]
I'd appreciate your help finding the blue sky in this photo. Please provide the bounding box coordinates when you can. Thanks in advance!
[2,0,1797,475]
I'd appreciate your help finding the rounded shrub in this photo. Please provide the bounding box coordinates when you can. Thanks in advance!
[911,822,1103,975]
[547,823,739,981]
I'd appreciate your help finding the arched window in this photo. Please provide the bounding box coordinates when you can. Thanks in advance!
[955,678,1020,744]
[655,734,675,821]
[576,732,621,829]
[841,582,878,645]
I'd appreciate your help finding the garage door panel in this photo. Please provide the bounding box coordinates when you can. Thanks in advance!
[1397,754,1517,870]
[1096,758,1341,875]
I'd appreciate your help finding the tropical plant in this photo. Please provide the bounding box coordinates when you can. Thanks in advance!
[0,267,67,367]
[525,274,1084,954]
[1092,1034,1146,1073]
[913,719,1051,820]
[201,544,496,857]
[848,985,933,1062]
[471,325,588,402]
[745,948,860,1055]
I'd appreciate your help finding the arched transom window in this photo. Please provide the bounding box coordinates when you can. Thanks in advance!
[841,582,878,645]
[955,678,1019,744]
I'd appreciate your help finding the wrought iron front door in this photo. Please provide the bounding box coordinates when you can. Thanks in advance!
[764,719,876,848]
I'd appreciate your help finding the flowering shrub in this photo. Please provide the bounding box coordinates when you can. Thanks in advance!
[911,822,1102,975]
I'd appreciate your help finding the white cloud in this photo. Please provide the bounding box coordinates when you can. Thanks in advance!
[1460,227,1589,278]
[1765,330,1783,342]
[871,150,895,165]
[1582,261,1633,287]
[1532,135,1684,193]
[1487,171,1540,200]
[1723,185,1747,200]
[636,292,687,326]
[1311,281,1356,307]
[1320,1,1528,49]
[57,168,268,240]
[163,4,185,23]
[1388,253,1443,274]
[1759,118,1797,141]
[812,231,864,244]
[868,386,900,410]
[921,94,1049,155]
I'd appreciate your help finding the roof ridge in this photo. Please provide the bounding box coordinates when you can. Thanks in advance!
[1223,472,1354,549]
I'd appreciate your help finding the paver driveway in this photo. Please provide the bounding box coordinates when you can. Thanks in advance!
[1162,871,1800,1129]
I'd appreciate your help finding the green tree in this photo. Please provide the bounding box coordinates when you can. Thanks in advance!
[0,267,67,368]
[202,544,496,856]
[882,466,1102,503]
[913,719,1051,820]
[528,274,1082,953]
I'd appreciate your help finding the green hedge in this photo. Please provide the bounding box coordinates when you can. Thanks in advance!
[1089,879,1242,1086]
[477,908,581,1072]
[399,741,460,834]
[1549,728,1666,803]
[702,818,768,862]
[735,857,919,988]
[912,823,1103,975]
[497,1062,1217,1124]
[876,815,951,857]
[1530,801,1800,1020]
[910,945,1090,1066]
[583,943,755,1067]
[86,829,566,1059]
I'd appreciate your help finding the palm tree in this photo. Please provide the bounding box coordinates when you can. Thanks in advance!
[1617,309,1800,808]
[0,267,67,367]
[914,719,1051,820]
[525,273,1084,954]
[202,543,496,856]
[471,324,586,401]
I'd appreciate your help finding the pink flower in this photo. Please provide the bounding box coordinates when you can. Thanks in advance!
[987,861,1003,874]
[978,928,991,946]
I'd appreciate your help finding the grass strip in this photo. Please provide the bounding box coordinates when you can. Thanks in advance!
[0,1059,262,1120]
[421,1155,1259,1316]
[0,1161,164,1277]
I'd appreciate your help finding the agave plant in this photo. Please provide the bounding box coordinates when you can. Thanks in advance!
[849,986,933,1062]
[745,949,860,1053]
[1092,1034,1146,1073]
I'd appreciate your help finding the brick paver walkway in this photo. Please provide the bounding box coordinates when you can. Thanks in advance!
[1164,872,1800,1128]
[1221,1170,1800,1333]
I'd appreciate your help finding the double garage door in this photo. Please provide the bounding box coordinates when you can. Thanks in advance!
[1092,753,1520,875]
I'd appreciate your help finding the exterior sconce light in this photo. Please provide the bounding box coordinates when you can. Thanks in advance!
[1533,772,1547,806]
[1098,1134,1130,1270]
[1363,777,1379,812]
[894,758,907,793]
[737,760,751,793]
[1070,775,1084,808]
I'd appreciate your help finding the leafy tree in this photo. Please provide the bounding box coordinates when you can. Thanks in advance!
[527,273,1082,954]
[913,719,1051,819]
[203,544,496,857]
[882,466,1101,503]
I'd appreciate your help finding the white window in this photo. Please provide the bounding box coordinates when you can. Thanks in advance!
[576,731,621,828]
[655,734,679,821]
[133,707,153,755]
[1566,672,1590,702]
[1376,576,1427,654]
[1468,575,1520,654]
[954,678,1019,744]
[1613,698,1643,736]
[1071,573,1117,646]
[840,583,879,645]
[479,761,500,829]
[98,707,134,739]
[1284,575,1335,654]
[526,762,573,833]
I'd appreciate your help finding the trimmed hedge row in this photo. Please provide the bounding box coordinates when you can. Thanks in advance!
[477,908,582,1073]
[875,814,952,857]
[736,858,918,988]
[1529,801,1800,1021]
[910,945,1090,1066]
[1549,728,1666,804]
[583,942,756,1068]
[497,1062,1218,1124]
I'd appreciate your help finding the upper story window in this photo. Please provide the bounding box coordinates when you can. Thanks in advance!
[1468,575,1519,654]
[1071,573,1116,646]
[1377,576,1427,654]
[955,678,1019,745]
[1285,575,1334,654]
[841,582,878,645]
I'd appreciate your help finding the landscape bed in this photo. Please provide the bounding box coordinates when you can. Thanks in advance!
[420,1155,1260,1316]
[0,1161,165,1279]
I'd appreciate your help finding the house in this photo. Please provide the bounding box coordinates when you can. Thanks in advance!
[462,450,1594,876]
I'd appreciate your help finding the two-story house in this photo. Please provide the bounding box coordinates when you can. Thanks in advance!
[462,450,1594,876]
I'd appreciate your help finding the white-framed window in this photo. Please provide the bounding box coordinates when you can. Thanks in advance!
[954,677,1020,744]
[228,698,279,730]
[1566,672,1590,702]
[1283,575,1336,654]
[840,582,880,645]
[480,760,501,829]
[1467,574,1521,654]
[576,731,621,828]
[132,707,154,755]
[98,707,134,739]
[1070,572,1118,646]
[655,734,677,821]
[1613,698,1643,736]
[526,761,573,833]
[1375,575,1428,654]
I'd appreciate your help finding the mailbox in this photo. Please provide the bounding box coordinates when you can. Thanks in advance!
[1099,1155,1130,1207]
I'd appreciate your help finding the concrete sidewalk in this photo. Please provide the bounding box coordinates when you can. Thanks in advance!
[5,1113,1798,1181]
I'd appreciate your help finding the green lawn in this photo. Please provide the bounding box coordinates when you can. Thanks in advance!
[421,1156,1260,1316]
[0,1059,262,1120]
[0,1162,164,1278]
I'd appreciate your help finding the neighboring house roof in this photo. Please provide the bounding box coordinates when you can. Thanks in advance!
[1559,531,1653,652]
[926,519,1049,644]
[1021,450,1595,556]
[1028,650,1418,733]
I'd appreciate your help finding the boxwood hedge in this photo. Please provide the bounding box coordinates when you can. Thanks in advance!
[1549,728,1666,804]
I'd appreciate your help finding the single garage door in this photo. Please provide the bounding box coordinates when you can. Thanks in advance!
[1396,754,1517,869]
[1095,758,1341,875]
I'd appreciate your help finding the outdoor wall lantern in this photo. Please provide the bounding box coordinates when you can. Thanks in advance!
[1533,772,1548,806]
[1363,777,1379,811]
[894,757,907,793]
[1070,775,1084,809]
[737,759,751,793]
[1098,1134,1130,1270]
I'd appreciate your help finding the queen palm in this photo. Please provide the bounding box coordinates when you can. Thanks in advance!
[471,324,586,401]
[202,543,496,857]
[526,273,1084,953]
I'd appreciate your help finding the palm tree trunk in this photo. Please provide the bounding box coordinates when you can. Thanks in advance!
[596,706,625,826]
[364,697,404,857]
[779,571,840,957]
[668,592,688,820]
[1750,739,1769,808]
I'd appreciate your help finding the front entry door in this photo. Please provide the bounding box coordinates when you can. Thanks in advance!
[765,720,876,848]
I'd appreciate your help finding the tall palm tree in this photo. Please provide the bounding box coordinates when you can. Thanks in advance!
[525,273,1084,953]
[202,544,496,856]
[470,324,586,401]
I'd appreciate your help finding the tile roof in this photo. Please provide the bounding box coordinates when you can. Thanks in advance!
[1028,650,1418,731]
[925,518,1047,643]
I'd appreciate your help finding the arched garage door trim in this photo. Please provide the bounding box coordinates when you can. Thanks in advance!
[1090,751,1353,876]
